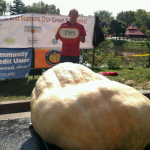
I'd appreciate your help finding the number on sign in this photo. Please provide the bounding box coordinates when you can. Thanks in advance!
[65,30,76,35]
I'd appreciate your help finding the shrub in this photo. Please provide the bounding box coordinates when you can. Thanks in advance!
[106,51,121,70]
[138,56,150,68]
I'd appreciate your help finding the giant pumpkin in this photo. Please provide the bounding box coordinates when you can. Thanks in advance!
[30,62,150,150]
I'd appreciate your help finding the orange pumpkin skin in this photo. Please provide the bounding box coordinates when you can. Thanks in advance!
[57,25,80,44]
[31,62,150,150]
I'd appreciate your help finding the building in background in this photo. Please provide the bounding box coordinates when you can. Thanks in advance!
[125,24,145,40]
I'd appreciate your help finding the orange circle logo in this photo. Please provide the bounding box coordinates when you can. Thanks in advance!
[31,29,35,33]
[46,50,61,66]
[49,52,61,63]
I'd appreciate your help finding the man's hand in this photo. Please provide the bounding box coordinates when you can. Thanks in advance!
[55,34,59,40]
[79,35,85,43]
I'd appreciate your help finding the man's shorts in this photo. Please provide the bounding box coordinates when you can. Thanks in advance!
[60,55,79,63]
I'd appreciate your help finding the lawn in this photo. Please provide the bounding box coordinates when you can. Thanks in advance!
[0,75,40,101]
[0,67,150,101]
[95,67,150,90]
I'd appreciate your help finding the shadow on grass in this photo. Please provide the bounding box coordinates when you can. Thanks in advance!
[0,76,40,98]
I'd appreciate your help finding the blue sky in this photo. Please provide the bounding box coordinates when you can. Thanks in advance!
[5,0,150,18]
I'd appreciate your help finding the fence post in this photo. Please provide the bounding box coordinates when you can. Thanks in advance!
[32,12,34,78]
[92,47,95,70]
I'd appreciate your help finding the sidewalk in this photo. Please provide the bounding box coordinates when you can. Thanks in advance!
[0,117,47,150]
[0,111,31,120]
[0,100,30,114]
[0,100,30,120]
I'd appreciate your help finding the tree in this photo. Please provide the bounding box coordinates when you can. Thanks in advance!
[94,10,114,27]
[116,11,125,23]
[116,11,136,28]
[139,25,148,34]
[80,48,106,69]
[135,9,147,19]
[116,9,150,30]
[108,19,126,40]
[9,0,26,15]
[135,19,144,29]
[137,13,148,26]
[102,26,109,35]
[125,11,136,27]
[145,30,150,67]
[146,15,150,29]
[48,4,60,15]
[0,0,7,15]
[100,20,108,28]
[25,2,60,15]
[134,9,149,29]
[79,14,84,16]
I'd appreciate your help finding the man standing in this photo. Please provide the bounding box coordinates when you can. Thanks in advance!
[55,9,87,63]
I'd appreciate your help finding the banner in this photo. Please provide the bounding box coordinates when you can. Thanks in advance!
[0,48,32,80]
[0,13,95,49]
[34,49,61,69]
[0,14,33,48]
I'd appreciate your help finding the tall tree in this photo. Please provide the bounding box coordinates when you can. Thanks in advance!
[25,2,60,15]
[134,9,149,29]
[116,11,125,22]
[108,19,126,39]
[25,2,47,14]
[138,13,148,25]
[134,19,143,29]
[0,0,7,15]
[79,14,84,16]
[94,10,114,27]
[48,4,60,15]
[135,9,147,19]
[146,15,150,29]
[139,25,148,34]
[9,0,26,15]
[116,11,136,27]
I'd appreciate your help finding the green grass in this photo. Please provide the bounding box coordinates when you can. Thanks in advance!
[0,75,40,101]
[1,67,150,101]
[94,67,150,90]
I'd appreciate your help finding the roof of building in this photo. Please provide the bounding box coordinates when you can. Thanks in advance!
[127,24,138,30]
[125,30,145,35]
[125,24,145,35]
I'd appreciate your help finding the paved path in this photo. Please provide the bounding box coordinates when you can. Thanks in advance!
[0,112,31,120]
[0,117,46,150]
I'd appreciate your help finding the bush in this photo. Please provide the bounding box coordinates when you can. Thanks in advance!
[106,51,121,70]
[138,56,150,68]
[111,39,127,46]
[80,47,107,69]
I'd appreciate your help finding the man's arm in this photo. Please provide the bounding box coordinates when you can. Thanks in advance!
[79,24,86,43]
[79,35,85,43]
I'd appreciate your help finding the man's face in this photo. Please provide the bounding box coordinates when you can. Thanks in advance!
[69,10,78,21]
